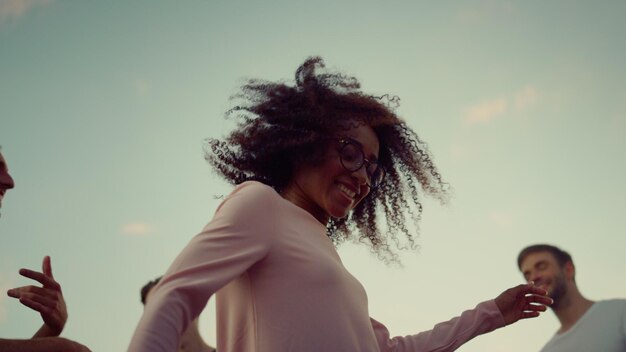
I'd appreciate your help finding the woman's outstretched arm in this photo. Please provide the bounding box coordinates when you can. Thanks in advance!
[372,283,551,352]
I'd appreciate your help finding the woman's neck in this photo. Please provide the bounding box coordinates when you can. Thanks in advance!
[280,181,329,224]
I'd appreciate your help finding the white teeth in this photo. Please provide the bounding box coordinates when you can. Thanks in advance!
[337,184,356,199]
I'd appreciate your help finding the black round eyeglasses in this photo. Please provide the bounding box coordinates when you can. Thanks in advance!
[337,139,385,189]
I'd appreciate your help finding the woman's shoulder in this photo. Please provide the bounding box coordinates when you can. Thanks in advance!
[231,180,279,199]
[216,181,282,212]
[210,181,284,231]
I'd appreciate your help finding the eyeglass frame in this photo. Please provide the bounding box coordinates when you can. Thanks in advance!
[335,138,385,189]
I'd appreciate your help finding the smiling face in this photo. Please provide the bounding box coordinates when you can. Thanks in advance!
[283,123,380,223]
[0,152,16,211]
[520,251,572,303]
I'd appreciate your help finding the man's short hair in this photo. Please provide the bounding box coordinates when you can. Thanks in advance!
[140,276,162,305]
[517,244,573,270]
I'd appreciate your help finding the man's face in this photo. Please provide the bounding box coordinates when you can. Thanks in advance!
[520,251,569,302]
[0,152,16,211]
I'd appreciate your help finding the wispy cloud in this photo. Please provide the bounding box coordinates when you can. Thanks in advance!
[121,222,154,236]
[464,98,508,124]
[0,0,52,24]
[514,85,539,111]
[464,85,541,125]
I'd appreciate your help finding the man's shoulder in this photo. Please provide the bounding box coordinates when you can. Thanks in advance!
[595,298,626,309]
[602,298,626,303]
[594,299,626,317]
[539,299,626,352]
[0,337,90,351]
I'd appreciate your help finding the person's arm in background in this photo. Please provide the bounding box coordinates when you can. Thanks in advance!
[7,256,67,338]
[0,337,91,352]
[3,257,92,351]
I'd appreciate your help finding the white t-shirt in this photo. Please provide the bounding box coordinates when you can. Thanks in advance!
[541,299,626,352]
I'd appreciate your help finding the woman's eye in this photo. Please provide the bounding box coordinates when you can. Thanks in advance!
[342,148,360,162]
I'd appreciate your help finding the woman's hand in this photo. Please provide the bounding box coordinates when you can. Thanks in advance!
[494,283,553,325]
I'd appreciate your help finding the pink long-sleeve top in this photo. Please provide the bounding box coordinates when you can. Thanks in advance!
[128,181,505,352]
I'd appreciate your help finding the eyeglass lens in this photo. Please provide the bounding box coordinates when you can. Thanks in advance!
[340,142,383,187]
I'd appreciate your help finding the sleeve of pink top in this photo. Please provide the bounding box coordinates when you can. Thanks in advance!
[127,183,276,352]
[371,300,506,352]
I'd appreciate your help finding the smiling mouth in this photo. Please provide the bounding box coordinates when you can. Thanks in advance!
[337,183,356,199]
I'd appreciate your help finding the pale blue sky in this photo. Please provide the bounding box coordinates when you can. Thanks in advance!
[1,1,625,351]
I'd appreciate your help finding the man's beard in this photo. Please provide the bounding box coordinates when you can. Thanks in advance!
[549,272,569,309]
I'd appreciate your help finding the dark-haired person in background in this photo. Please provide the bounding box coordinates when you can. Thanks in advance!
[518,244,626,352]
[0,149,90,352]
[129,57,552,352]
[141,277,216,352]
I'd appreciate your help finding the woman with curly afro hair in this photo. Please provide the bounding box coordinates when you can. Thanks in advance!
[129,57,552,352]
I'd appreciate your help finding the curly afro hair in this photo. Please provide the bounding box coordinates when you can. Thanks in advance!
[206,56,448,262]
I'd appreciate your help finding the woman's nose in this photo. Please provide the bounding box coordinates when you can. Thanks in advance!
[351,165,370,186]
